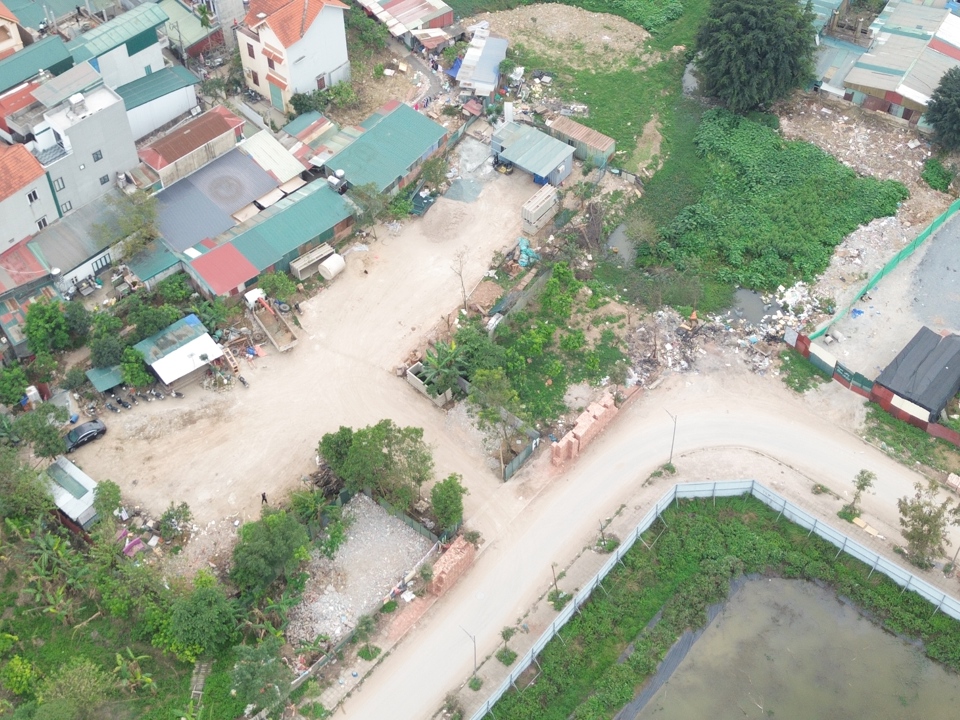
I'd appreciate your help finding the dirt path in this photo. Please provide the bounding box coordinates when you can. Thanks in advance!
[337,359,959,719]
[71,171,535,528]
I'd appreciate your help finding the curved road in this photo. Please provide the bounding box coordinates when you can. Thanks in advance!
[339,367,958,719]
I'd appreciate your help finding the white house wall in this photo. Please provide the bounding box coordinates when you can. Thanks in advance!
[0,181,59,248]
[62,248,112,288]
[94,43,165,89]
[287,7,350,93]
[126,86,199,140]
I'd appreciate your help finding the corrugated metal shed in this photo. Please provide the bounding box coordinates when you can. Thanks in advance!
[814,36,864,93]
[67,4,169,62]
[0,36,73,94]
[809,0,847,34]
[356,0,453,37]
[189,242,260,295]
[139,106,243,170]
[457,29,507,96]
[31,61,102,109]
[126,242,180,283]
[492,122,574,181]
[115,65,199,110]
[47,456,98,530]
[326,102,446,192]
[238,131,304,183]
[156,149,278,252]
[28,191,122,273]
[85,365,124,392]
[231,182,352,271]
[133,313,206,363]
[876,326,960,420]
[545,115,614,162]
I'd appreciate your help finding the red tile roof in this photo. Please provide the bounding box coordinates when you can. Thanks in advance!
[0,142,45,203]
[138,105,244,170]
[190,242,259,295]
[0,240,48,294]
[0,0,18,24]
[0,81,39,133]
[245,0,347,49]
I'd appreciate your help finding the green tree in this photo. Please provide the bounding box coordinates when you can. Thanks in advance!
[24,299,70,355]
[319,425,355,478]
[200,76,227,101]
[169,573,239,659]
[469,368,527,476]
[257,271,297,301]
[897,478,956,567]
[0,448,53,521]
[230,508,310,599]
[14,404,69,462]
[696,0,816,113]
[93,480,122,522]
[25,352,58,384]
[63,302,92,347]
[128,302,180,342]
[38,657,116,720]
[926,66,960,151]
[848,469,876,516]
[93,189,161,259]
[327,81,358,108]
[230,637,292,715]
[430,473,468,532]
[348,183,390,240]
[421,341,464,397]
[197,3,212,28]
[158,501,193,541]
[90,335,126,369]
[120,347,153,388]
[156,273,193,304]
[0,364,29,406]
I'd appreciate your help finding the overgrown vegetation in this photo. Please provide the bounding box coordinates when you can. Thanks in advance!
[778,347,832,393]
[490,495,960,719]
[921,157,954,192]
[863,404,960,473]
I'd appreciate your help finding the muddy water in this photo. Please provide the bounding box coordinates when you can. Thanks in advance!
[632,579,960,719]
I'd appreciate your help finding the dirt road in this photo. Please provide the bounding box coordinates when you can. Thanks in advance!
[337,362,959,720]
[72,170,534,526]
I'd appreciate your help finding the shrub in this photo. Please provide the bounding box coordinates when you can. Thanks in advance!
[1,655,36,696]
[468,675,483,691]
[357,644,381,661]
[380,600,398,614]
[495,648,517,666]
[921,157,954,192]
[62,366,89,391]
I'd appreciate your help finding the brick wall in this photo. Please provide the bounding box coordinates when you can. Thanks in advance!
[427,536,475,597]
[551,387,642,466]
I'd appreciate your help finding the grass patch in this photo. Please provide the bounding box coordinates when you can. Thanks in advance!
[592,262,734,314]
[921,157,954,193]
[496,648,518,666]
[779,348,832,393]
[863,404,960,473]
[379,600,398,614]
[837,505,859,523]
[489,495,960,719]
[358,644,381,661]
[468,675,483,691]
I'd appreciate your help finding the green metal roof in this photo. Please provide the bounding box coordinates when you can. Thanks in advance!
[133,313,205,363]
[230,182,353,271]
[115,65,199,110]
[67,4,169,62]
[157,0,217,52]
[126,243,180,282]
[283,111,324,136]
[85,365,124,392]
[328,103,447,192]
[0,36,73,93]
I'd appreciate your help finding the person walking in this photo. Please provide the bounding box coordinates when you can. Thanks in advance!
[261,492,268,505]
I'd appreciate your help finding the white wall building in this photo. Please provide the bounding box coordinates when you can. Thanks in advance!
[0,142,58,248]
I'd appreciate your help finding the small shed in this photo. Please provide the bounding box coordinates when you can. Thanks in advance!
[133,314,224,386]
[492,122,574,186]
[85,366,124,393]
[545,115,615,165]
[875,326,960,422]
[47,456,99,531]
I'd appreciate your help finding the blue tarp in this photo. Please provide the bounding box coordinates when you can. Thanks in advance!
[446,57,462,79]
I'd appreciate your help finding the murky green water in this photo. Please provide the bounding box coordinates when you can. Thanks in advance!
[633,579,960,719]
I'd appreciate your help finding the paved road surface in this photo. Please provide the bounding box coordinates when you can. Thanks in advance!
[339,366,958,719]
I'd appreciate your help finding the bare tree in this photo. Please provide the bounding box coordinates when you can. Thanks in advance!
[451,247,469,312]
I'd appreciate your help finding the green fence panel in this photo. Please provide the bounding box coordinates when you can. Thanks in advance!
[809,353,835,376]
[835,363,854,383]
[852,372,874,390]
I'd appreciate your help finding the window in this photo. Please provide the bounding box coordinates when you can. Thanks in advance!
[247,43,255,58]
[36,217,47,231]
[53,177,65,191]
[92,150,103,162]
[99,175,109,185]
[60,201,72,213]
[145,64,152,74]
[267,57,275,70]
[251,71,259,86]
[27,189,39,203]
[316,75,326,90]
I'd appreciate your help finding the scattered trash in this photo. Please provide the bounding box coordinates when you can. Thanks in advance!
[852,309,864,319]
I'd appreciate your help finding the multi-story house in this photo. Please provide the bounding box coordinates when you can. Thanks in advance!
[0,0,27,61]
[238,0,351,112]
[0,141,58,249]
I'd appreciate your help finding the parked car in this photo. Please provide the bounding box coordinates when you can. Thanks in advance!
[65,420,106,453]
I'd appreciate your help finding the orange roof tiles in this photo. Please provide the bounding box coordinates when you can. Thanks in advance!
[0,0,18,24]
[0,142,44,203]
[139,106,243,170]
[245,0,347,49]
[0,81,39,132]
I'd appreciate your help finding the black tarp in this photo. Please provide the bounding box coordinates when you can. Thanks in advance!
[876,326,960,421]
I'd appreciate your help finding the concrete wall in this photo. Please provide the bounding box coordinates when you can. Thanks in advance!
[126,86,198,140]
[0,177,59,248]
[287,7,350,94]
[47,98,138,214]
[95,43,165,89]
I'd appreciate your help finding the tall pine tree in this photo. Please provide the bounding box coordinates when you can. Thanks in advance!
[926,66,960,150]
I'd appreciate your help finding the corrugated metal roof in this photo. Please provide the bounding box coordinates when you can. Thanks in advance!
[158,0,218,50]
[546,115,615,153]
[115,65,199,110]
[876,325,960,418]
[28,190,122,273]
[238,131,304,183]
[326,102,446,191]
[150,333,222,384]
[457,31,507,94]
[85,365,123,392]
[47,456,98,529]
[68,4,169,62]
[231,181,352,271]
[189,242,260,295]
[283,111,325,136]
[133,312,206,363]
[493,122,574,178]
[126,242,180,282]
[815,36,864,90]
[139,105,243,169]
[0,36,72,94]
[31,61,102,109]
[809,0,847,33]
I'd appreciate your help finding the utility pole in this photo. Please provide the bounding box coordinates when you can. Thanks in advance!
[460,626,477,678]
[665,409,677,465]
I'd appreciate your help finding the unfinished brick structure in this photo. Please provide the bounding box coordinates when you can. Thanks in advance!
[551,387,642,466]
[427,536,476,597]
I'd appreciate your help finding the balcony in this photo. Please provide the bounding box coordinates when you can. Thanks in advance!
[34,142,69,166]
[236,25,259,42]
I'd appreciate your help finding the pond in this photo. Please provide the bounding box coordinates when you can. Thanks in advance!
[630,579,960,719]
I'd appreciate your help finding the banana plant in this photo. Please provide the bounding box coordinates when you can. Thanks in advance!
[114,647,155,693]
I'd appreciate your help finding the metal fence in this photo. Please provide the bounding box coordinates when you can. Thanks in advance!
[468,480,960,720]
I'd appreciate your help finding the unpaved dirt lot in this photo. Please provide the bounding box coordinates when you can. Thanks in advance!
[468,5,653,72]
[70,169,536,535]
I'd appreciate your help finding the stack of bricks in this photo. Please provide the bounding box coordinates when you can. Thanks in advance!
[427,536,476,597]
[551,387,642,466]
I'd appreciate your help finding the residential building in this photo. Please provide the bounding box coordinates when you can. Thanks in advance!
[0,0,27,61]
[0,141,58,248]
[6,62,138,217]
[354,0,454,48]
[157,0,225,59]
[66,3,169,90]
[115,65,200,140]
[321,100,447,194]
[133,313,223,387]
[0,35,72,95]
[491,122,574,186]
[238,0,351,112]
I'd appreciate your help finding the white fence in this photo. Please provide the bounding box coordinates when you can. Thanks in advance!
[468,480,960,720]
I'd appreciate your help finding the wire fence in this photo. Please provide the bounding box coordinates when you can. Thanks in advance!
[468,480,960,720]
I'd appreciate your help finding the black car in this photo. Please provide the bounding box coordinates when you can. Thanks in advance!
[65,420,106,453]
